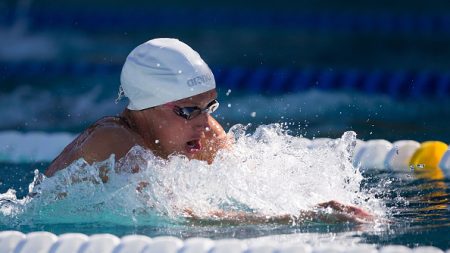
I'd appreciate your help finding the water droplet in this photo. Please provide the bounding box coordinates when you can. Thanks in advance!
[226,89,232,96]
[250,112,256,117]
[227,103,231,108]
[178,70,182,74]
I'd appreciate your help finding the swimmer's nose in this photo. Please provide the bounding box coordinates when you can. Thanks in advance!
[192,111,210,131]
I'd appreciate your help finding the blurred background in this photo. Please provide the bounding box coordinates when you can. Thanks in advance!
[1,0,450,143]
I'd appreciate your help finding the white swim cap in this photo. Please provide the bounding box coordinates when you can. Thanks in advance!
[119,38,216,110]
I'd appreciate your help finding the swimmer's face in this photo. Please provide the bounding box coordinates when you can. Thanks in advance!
[135,89,218,159]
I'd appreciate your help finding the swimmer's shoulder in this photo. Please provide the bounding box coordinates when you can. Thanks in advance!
[45,116,145,177]
[79,116,146,162]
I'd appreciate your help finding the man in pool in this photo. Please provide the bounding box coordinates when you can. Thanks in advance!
[45,38,373,223]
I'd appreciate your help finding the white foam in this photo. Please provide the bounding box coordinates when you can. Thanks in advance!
[0,125,383,227]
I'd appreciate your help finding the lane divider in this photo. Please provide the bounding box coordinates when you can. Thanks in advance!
[0,231,447,253]
[350,139,450,180]
[2,63,450,98]
[0,130,449,180]
[3,7,450,35]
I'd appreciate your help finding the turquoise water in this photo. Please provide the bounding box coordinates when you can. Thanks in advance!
[0,123,449,249]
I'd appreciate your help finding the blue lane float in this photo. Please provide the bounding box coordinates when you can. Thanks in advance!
[2,62,449,98]
[3,7,450,35]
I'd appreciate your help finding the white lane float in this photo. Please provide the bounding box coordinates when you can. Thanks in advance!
[111,235,153,253]
[209,239,247,253]
[353,139,393,170]
[77,234,120,253]
[141,236,183,253]
[440,149,450,179]
[0,231,25,253]
[13,231,58,253]
[0,231,448,253]
[385,140,421,172]
[48,233,88,253]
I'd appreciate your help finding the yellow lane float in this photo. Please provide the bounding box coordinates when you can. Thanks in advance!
[409,141,448,180]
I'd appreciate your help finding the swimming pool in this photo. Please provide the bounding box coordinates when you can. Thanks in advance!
[2,0,450,251]
[0,88,449,252]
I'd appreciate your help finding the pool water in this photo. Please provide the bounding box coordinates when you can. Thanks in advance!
[1,1,450,251]
[0,124,449,250]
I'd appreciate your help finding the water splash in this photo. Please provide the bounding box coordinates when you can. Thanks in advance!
[0,124,384,228]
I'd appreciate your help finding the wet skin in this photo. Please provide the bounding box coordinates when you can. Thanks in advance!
[45,89,228,177]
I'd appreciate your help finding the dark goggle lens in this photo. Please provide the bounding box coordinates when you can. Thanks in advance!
[179,107,201,120]
[175,100,219,120]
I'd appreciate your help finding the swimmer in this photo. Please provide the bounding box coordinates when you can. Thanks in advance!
[45,38,228,178]
[44,38,374,224]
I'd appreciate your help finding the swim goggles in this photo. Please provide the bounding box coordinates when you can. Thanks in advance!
[165,99,219,120]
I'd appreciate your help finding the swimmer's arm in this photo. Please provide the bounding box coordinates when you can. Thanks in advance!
[183,209,293,225]
[183,201,374,225]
